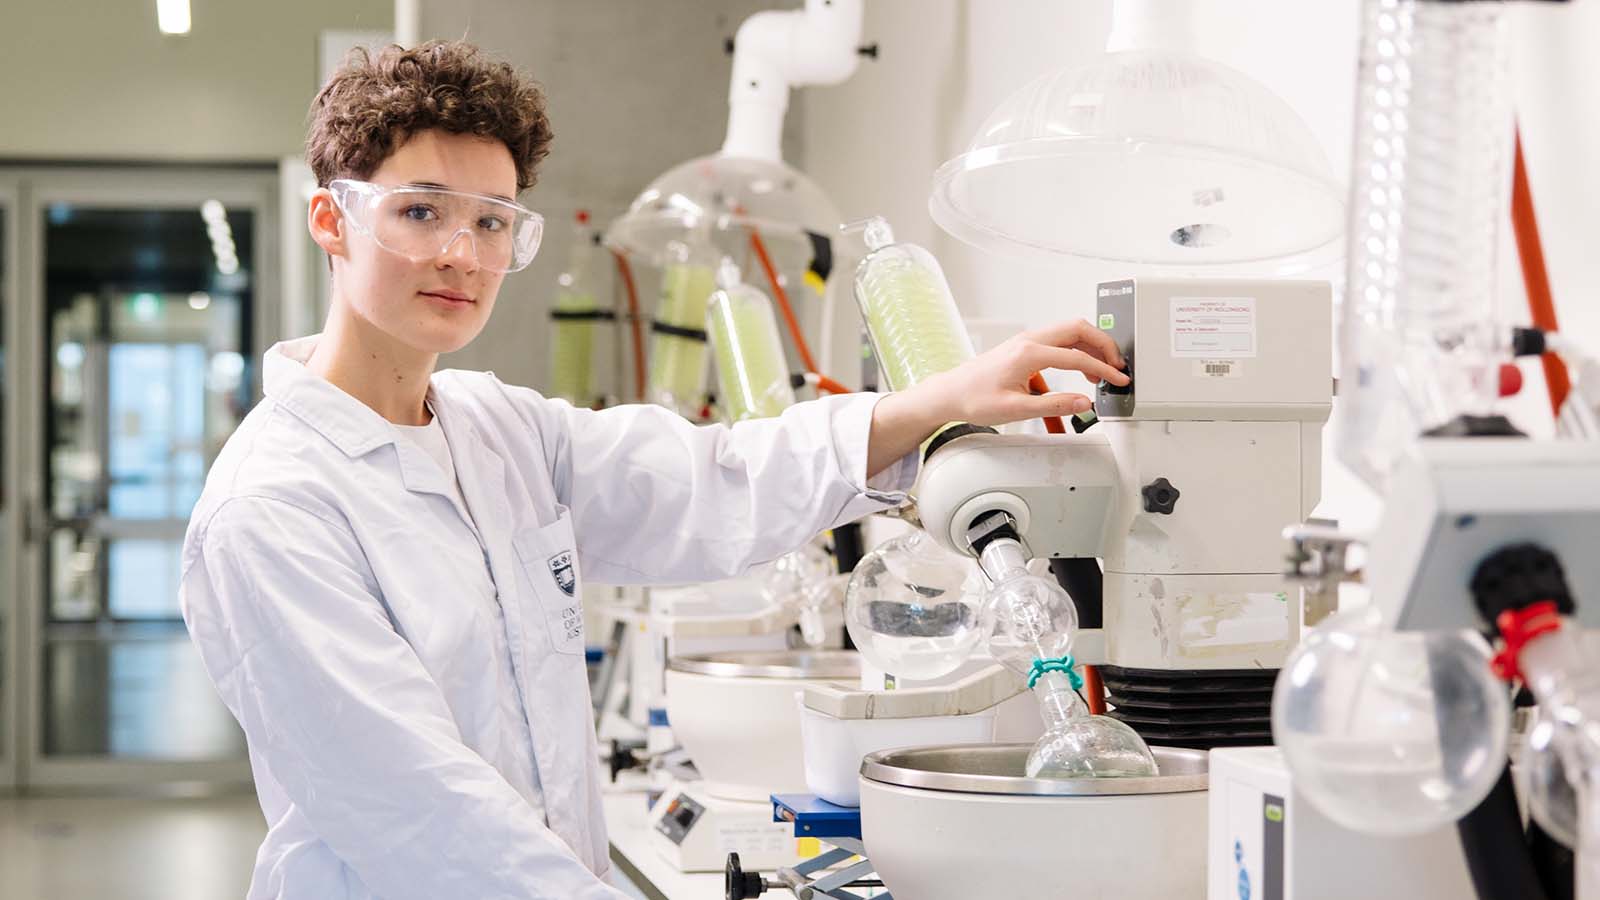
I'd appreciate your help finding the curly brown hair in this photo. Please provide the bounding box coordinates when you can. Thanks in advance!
[306,40,553,193]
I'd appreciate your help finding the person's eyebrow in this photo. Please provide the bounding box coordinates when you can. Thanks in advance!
[406,181,515,202]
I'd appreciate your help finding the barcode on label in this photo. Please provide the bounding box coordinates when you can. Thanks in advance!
[1193,359,1242,378]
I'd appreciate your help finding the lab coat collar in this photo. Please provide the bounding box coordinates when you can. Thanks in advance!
[265,336,402,459]
[263,338,479,515]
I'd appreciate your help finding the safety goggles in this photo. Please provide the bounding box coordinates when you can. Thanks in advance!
[329,179,544,274]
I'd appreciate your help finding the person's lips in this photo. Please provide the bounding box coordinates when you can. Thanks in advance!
[420,288,474,304]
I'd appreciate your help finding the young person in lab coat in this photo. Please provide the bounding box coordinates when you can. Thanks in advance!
[179,40,1129,900]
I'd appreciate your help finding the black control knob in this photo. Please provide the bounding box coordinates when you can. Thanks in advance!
[1102,364,1133,395]
[1142,477,1180,515]
[726,852,767,900]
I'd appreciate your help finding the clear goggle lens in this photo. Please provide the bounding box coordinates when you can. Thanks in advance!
[331,179,544,273]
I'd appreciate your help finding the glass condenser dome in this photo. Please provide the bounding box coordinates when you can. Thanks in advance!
[608,153,840,272]
[929,50,1344,268]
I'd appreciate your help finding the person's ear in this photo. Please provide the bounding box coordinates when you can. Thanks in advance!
[308,188,348,261]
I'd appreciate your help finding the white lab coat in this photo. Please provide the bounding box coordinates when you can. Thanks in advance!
[179,336,915,900]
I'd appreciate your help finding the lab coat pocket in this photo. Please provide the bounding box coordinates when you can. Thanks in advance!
[512,510,586,656]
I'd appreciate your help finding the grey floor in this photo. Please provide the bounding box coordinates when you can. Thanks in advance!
[0,792,264,900]
[0,792,661,899]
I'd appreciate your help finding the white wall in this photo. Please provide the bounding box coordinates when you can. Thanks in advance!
[0,0,392,160]
[802,0,1600,531]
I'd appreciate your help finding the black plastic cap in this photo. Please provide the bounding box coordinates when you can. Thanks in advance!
[1512,327,1548,358]
[1142,477,1180,515]
[1470,543,1575,625]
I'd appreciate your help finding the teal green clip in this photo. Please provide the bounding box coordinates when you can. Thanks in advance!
[1027,655,1083,691]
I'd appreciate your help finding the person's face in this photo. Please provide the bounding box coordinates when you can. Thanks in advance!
[310,129,520,355]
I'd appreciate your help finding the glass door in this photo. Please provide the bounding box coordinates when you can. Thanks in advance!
[12,167,278,788]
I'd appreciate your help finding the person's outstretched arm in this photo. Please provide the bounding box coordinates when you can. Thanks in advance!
[503,319,1126,586]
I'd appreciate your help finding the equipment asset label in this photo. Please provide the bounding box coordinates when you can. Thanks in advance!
[1171,297,1257,358]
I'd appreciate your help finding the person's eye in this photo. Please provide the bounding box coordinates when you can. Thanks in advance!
[478,215,508,232]
[401,204,439,222]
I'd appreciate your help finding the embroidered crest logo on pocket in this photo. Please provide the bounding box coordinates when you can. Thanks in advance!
[547,550,576,597]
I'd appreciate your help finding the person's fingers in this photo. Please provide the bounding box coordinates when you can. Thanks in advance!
[1025,319,1125,368]
[1025,344,1129,386]
[1025,391,1093,416]
[1023,319,1089,347]
[1042,367,1102,386]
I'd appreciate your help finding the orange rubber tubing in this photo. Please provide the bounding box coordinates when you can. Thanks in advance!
[1082,664,1107,716]
[749,229,820,374]
[748,228,850,395]
[813,374,852,396]
[610,250,647,402]
[1027,372,1068,435]
[1511,127,1571,416]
